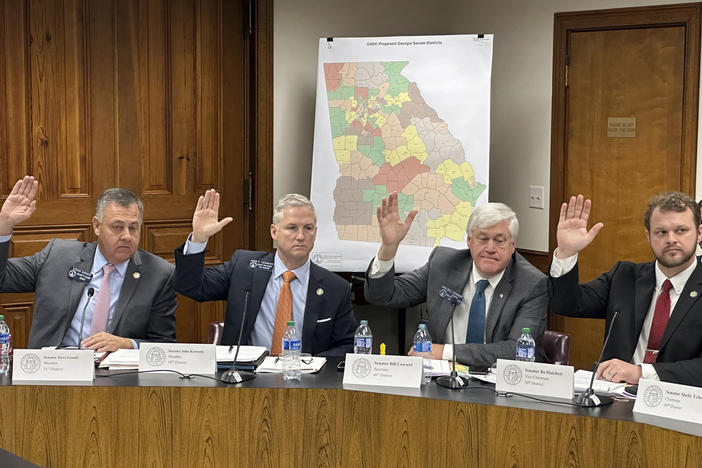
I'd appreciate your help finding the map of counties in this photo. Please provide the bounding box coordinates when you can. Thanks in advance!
[324,61,486,247]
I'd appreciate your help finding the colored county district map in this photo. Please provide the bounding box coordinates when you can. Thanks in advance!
[324,61,486,247]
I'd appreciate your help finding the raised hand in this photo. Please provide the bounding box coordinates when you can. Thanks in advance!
[376,192,417,261]
[191,189,233,243]
[555,194,604,258]
[0,176,38,235]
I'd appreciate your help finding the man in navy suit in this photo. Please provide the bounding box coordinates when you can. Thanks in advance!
[174,191,355,356]
[551,192,702,387]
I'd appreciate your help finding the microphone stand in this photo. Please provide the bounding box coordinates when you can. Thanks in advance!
[437,297,470,389]
[222,290,256,384]
[576,311,619,407]
[58,287,95,350]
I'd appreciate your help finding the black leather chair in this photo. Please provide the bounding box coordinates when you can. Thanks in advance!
[543,330,571,365]
[209,321,225,345]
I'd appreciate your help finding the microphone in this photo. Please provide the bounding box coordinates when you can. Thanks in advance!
[222,289,256,384]
[576,310,619,407]
[435,286,470,389]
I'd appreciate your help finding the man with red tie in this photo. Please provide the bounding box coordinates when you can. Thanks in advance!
[174,191,355,356]
[550,192,702,387]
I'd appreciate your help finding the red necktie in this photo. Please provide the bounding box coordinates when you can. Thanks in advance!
[270,271,296,356]
[644,279,673,363]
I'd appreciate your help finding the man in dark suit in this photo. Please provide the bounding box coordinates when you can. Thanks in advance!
[0,176,177,351]
[364,192,547,367]
[174,190,355,356]
[550,192,702,387]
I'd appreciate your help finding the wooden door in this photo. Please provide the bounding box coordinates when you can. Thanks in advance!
[550,4,700,370]
[0,0,273,347]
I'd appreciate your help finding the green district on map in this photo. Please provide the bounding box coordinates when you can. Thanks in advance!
[325,61,486,247]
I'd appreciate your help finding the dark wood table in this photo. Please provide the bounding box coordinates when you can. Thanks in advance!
[0,358,700,467]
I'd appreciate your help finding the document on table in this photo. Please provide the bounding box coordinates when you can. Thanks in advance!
[99,345,269,370]
[254,356,326,373]
[216,345,267,364]
[574,369,631,397]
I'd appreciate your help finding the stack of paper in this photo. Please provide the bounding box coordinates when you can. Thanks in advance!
[574,369,629,395]
[99,349,139,369]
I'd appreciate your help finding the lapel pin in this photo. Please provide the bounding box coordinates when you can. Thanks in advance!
[316,288,324,296]
[133,272,141,279]
[499,293,504,299]
[690,291,698,298]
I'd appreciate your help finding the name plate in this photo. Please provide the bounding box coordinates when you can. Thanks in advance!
[343,354,422,388]
[633,379,702,425]
[13,349,94,382]
[495,359,574,400]
[139,343,216,375]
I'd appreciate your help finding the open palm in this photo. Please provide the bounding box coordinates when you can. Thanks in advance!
[556,194,604,258]
[0,176,38,234]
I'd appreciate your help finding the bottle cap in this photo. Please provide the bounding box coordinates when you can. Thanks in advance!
[287,321,295,326]
[0,315,4,320]
[360,320,368,325]
[419,323,427,330]
[522,327,530,333]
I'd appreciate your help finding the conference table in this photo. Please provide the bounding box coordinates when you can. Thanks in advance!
[0,358,700,468]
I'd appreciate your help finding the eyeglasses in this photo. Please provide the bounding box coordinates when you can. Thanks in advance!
[275,355,313,365]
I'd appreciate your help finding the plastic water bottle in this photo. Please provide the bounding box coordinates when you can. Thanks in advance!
[0,315,11,374]
[516,327,536,362]
[281,321,301,381]
[413,323,432,384]
[353,320,373,354]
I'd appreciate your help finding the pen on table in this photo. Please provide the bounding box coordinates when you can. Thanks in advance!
[380,343,386,355]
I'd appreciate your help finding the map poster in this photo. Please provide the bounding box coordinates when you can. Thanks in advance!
[310,35,493,272]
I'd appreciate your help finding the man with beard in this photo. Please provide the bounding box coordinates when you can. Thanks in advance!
[550,192,702,386]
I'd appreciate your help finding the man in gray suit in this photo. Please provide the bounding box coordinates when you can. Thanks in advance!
[0,176,176,351]
[364,192,547,367]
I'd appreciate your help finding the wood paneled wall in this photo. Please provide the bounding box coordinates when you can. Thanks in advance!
[0,0,273,346]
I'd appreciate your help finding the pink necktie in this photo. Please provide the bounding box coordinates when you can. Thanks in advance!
[90,264,116,335]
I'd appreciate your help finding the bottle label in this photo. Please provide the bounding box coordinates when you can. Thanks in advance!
[354,337,371,348]
[0,334,9,345]
[283,339,301,351]
[516,346,535,359]
[413,341,431,353]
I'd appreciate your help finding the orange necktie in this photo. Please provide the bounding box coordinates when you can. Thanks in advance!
[271,270,296,355]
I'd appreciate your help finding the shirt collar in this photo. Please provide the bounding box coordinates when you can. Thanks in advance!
[654,258,697,294]
[471,263,505,290]
[93,246,130,277]
[273,252,311,281]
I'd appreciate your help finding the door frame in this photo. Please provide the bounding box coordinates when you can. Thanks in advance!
[549,3,701,258]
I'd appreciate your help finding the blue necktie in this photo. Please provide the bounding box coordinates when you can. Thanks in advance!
[466,279,490,343]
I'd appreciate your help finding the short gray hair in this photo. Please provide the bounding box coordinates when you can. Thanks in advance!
[95,188,143,222]
[465,202,519,240]
[272,194,316,225]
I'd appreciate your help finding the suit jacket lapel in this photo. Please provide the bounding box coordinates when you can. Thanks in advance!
[302,263,323,346]
[634,262,655,338]
[661,260,702,350]
[109,250,142,333]
[486,257,514,340]
[245,253,275,342]
[66,243,97,337]
[436,252,472,342]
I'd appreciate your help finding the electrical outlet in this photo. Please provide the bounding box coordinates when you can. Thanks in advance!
[529,185,545,209]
